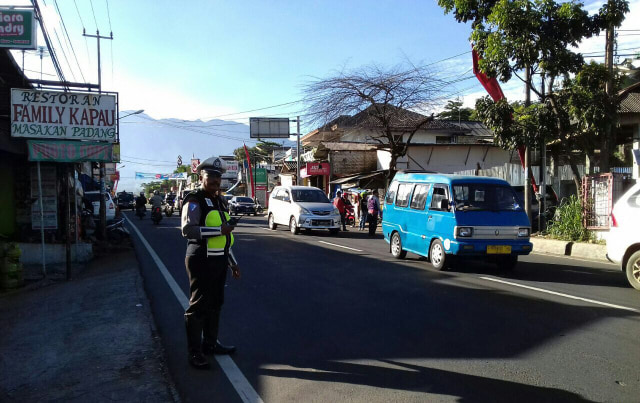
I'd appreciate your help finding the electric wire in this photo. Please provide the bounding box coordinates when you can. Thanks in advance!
[73,0,92,69]
[31,0,67,87]
[89,0,99,31]
[54,0,87,83]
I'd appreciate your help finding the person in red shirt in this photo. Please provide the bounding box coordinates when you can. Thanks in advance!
[333,190,347,231]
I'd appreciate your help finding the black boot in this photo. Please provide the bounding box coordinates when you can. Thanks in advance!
[185,313,209,369]
[202,309,236,355]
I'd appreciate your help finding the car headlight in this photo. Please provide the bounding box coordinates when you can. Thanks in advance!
[299,206,311,215]
[518,228,530,237]
[332,208,340,215]
[456,227,473,237]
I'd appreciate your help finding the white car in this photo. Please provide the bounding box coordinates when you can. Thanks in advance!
[606,182,640,290]
[267,186,341,235]
[84,190,117,221]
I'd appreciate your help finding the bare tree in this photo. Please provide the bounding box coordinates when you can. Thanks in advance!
[303,63,449,177]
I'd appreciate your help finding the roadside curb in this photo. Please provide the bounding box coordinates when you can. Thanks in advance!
[531,237,609,262]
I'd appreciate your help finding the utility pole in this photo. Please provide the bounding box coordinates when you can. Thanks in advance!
[83,29,113,241]
[297,116,301,185]
[603,4,615,174]
[524,65,532,226]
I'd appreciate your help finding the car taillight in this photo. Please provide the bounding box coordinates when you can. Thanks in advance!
[611,212,618,227]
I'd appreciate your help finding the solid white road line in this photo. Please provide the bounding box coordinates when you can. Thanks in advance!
[318,240,363,252]
[480,276,640,313]
[124,215,264,403]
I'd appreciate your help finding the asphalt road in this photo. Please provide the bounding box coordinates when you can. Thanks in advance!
[124,211,640,403]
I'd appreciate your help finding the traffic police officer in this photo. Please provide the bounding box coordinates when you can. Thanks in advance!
[181,156,241,369]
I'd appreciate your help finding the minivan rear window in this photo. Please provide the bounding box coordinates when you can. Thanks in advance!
[385,181,399,204]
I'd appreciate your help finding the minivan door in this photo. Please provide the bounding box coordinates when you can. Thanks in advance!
[425,184,455,251]
[404,183,430,254]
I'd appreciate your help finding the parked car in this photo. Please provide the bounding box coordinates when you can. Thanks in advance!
[512,185,559,230]
[267,185,341,235]
[383,173,532,271]
[606,182,640,291]
[84,191,116,220]
[116,191,134,210]
[229,196,257,216]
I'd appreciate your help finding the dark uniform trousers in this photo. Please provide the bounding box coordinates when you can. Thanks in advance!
[184,253,228,353]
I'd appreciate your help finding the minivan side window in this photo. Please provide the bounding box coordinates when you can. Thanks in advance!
[410,184,430,210]
[385,181,399,204]
[430,185,449,210]
[395,183,413,208]
[273,189,283,201]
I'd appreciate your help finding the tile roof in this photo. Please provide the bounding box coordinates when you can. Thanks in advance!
[620,92,640,114]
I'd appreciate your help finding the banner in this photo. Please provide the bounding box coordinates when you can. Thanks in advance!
[0,8,36,49]
[11,89,118,142]
[191,158,200,173]
[135,172,188,180]
[27,140,116,162]
[244,144,254,198]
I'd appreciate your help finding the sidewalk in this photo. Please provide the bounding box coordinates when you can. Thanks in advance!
[0,244,178,402]
[531,236,609,262]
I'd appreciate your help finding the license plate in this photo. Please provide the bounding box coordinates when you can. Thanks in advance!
[487,245,512,254]
[312,220,331,226]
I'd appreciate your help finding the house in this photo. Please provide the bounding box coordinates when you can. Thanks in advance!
[300,105,515,193]
[618,81,640,180]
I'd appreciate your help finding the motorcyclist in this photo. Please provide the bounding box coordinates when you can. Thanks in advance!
[150,190,164,209]
[135,192,147,218]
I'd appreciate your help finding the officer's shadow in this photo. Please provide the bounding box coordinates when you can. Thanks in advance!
[260,359,588,402]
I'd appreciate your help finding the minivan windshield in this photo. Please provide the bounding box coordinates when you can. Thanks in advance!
[292,189,330,203]
[235,197,254,203]
[452,184,522,212]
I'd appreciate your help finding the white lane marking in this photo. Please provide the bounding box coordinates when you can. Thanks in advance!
[318,240,363,252]
[124,215,264,403]
[480,276,640,313]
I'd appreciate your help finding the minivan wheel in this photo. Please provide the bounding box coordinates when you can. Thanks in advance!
[290,216,299,235]
[429,239,448,271]
[625,250,640,291]
[390,232,407,259]
[268,214,277,230]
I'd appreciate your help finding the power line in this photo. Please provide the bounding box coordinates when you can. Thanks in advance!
[121,155,178,164]
[105,0,113,32]
[31,0,67,86]
[136,115,261,144]
[54,0,86,83]
[89,0,99,30]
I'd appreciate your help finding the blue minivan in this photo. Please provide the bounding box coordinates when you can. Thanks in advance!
[382,172,532,270]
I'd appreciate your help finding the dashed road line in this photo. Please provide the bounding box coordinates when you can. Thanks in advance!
[318,240,363,252]
[125,215,264,403]
[480,276,640,313]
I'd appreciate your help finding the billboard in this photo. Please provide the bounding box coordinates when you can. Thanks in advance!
[0,8,36,49]
[11,89,118,142]
[135,172,188,180]
[222,160,238,179]
[249,117,290,138]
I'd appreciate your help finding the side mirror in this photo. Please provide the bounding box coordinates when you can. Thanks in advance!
[439,199,450,211]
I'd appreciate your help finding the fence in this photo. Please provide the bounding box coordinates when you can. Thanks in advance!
[582,173,633,230]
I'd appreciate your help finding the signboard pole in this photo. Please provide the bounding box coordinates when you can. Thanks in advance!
[36,161,46,276]
[297,116,301,186]
[65,164,72,280]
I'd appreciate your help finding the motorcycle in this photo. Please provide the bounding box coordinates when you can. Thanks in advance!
[105,217,128,244]
[164,200,175,217]
[151,206,163,224]
[135,204,146,219]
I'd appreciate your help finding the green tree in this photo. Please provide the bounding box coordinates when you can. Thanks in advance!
[438,0,629,184]
[437,99,477,121]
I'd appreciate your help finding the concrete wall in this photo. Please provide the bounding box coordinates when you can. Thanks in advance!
[18,243,93,265]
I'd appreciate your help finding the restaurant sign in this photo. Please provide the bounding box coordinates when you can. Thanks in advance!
[27,140,117,162]
[0,8,37,49]
[11,89,118,142]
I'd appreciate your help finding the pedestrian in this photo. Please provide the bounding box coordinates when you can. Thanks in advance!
[333,190,347,231]
[359,192,368,231]
[181,156,241,369]
[367,190,381,236]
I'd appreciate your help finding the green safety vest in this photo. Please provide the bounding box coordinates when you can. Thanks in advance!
[205,209,234,256]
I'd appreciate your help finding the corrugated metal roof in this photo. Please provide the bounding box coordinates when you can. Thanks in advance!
[620,93,640,114]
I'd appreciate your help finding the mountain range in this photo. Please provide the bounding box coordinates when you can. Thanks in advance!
[117,112,295,192]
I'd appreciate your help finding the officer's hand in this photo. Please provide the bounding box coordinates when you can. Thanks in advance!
[231,264,241,279]
[221,222,234,235]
